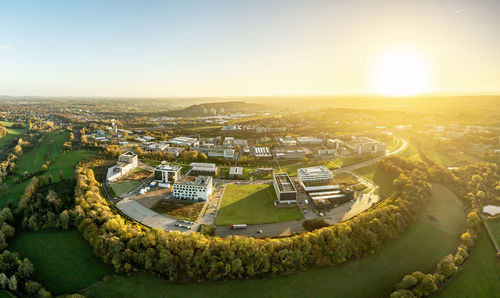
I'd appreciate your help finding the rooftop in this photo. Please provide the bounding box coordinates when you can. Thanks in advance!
[274,173,296,193]
[298,165,332,176]
[155,163,181,172]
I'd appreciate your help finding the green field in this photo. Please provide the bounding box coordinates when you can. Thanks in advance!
[16,130,69,175]
[436,230,500,297]
[355,163,397,197]
[83,183,464,297]
[8,229,114,295]
[0,121,26,151]
[399,143,422,162]
[488,218,500,245]
[215,184,303,225]
[0,149,94,208]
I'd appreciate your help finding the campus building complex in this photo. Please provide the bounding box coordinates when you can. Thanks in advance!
[173,176,213,201]
[189,162,219,175]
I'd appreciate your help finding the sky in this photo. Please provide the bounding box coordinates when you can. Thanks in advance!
[1,0,499,97]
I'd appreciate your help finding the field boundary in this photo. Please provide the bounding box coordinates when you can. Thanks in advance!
[483,217,500,253]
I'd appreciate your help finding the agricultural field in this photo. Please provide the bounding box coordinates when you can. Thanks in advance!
[83,183,465,297]
[355,163,397,197]
[109,167,151,196]
[0,121,26,151]
[152,200,205,222]
[436,230,500,297]
[215,184,303,225]
[9,229,114,296]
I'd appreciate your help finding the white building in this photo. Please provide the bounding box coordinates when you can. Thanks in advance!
[317,149,337,157]
[106,151,138,182]
[247,146,272,159]
[296,136,323,145]
[190,162,219,175]
[274,149,306,160]
[173,176,213,201]
[344,137,386,155]
[279,136,297,147]
[327,139,343,149]
[297,166,333,185]
[154,163,181,187]
[167,136,199,147]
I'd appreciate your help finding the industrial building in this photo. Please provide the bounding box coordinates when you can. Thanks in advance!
[154,162,181,187]
[173,176,213,201]
[296,136,323,145]
[297,166,333,185]
[246,146,272,159]
[189,162,219,175]
[273,173,297,202]
[229,167,243,178]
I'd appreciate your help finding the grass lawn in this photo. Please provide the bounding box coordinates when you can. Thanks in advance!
[84,183,465,298]
[436,230,500,297]
[0,121,26,152]
[333,172,359,185]
[215,184,303,225]
[109,168,151,196]
[399,143,422,162]
[355,163,397,197]
[386,136,400,152]
[8,229,114,295]
[487,218,500,245]
[152,200,205,222]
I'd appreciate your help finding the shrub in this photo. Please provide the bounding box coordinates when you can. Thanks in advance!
[302,219,329,231]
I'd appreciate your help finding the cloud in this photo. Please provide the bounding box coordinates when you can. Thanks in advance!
[0,45,12,50]
[453,7,469,15]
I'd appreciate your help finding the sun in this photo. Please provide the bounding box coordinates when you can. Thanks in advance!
[373,49,429,96]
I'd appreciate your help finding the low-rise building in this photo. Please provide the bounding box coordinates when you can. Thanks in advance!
[298,166,333,185]
[173,176,213,201]
[273,173,297,202]
[279,136,297,147]
[190,162,219,175]
[317,149,337,157]
[229,167,243,178]
[167,136,199,147]
[274,148,306,160]
[146,143,169,151]
[154,163,181,187]
[296,136,323,145]
[246,146,272,159]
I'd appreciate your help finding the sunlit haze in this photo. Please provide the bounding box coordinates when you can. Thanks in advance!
[1,0,499,97]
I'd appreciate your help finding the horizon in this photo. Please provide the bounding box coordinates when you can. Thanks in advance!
[1,0,500,97]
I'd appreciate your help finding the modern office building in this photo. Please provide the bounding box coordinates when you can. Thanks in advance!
[173,176,213,201]
[344,137,387,155]
[189,162,219,175]
[297,166,333,185]
[296,136,323,145]
[154,163,181,187]
[246,146,272,159]
[327,139,343,149]
[167,136,199,147]
[106,151,138,182]
[303,184,354,211]
[273,173,297,202]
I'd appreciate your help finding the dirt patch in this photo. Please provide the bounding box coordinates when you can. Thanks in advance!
[126,169,151,181]
[152,200,205,222]
[135,188,171,208]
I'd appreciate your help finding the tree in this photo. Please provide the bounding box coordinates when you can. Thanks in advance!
[418,275,437,296]
[40,164,48,173]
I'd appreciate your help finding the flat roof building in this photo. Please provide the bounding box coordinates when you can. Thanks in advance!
[154,163,181,187]
[229,167,243,178]
[189,162,219,176]
[298,166,333,185]
[173,176,213,201]
[273,173,297,202]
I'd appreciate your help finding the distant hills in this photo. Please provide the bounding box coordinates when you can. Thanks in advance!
[164,101,269,117]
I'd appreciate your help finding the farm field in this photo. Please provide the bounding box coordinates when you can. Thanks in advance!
[0,121,26,151]
[83,183,465,298]
[152,200,205,222]
[215,184,303,225]
[355,163,397,197]
[436,230,500,297]
[9,229,114,295]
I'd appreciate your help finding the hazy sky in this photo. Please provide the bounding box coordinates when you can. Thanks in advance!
[1,0,499,97]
